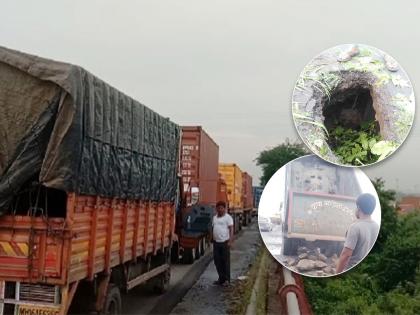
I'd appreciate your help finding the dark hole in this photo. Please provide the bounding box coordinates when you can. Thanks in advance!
[323,87,377,131]
[323,86,380,150]
[320,84,384,165]
[10,174,67,218]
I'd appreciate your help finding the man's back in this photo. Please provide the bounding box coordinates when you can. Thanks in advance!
[345,219,379,268]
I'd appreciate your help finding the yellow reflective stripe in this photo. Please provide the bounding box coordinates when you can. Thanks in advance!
[16,243,29,256]
[0,241,16,256]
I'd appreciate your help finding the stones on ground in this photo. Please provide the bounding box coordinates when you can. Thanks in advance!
[296,259,315,271]
[297,246,308,255]
[314,260,328,269]
[318,254,328,262]
[282,246,340,276]
[308,255,318,261]
[323,266,333,274]
[237,276,248,281]
[337,44,360,62]
[298,252,308,259]
[384,54,399,72]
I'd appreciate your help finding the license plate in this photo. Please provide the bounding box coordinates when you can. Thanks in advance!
[17,305,60,315]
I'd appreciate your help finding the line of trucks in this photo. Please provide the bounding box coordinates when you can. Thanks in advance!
[0,46,257,315]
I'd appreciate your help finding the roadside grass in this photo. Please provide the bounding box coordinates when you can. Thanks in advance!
[226,247,269,315]
[255,250,269,315]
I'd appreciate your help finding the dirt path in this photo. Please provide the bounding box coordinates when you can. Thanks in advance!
[171,222,262,315]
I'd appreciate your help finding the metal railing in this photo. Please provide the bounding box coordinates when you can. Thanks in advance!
[277,266,313,315]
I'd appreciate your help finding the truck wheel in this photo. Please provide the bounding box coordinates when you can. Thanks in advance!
[102,285,122,315]
[182,248,195,264]
[199,239,205,256]
[171,242,179,263]
[194,243,201,259]
[153,268,170,294]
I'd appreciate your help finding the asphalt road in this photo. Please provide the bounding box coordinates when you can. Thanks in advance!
[260,224,283,260]
[121,220,262,315]
[122,249,213,314]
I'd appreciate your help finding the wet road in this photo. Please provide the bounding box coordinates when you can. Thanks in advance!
[171,222,262,315]
[260,224,283,260]
[122,249,213,314]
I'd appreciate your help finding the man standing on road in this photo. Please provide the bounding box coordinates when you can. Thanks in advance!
[336,193,380,273]
[212,201,234,286]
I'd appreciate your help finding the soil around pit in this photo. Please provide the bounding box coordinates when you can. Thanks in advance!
[292,44,415,166]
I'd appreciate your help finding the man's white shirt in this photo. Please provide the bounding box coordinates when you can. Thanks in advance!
[212,213,234,242]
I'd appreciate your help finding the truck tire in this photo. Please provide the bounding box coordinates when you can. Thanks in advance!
[242,213,248,227]
[153,268,170,294]
[182,248,195,264]
[102,285,122,315]
[199,238,205,256]
[195,243,201,260]
[171,242,179,263]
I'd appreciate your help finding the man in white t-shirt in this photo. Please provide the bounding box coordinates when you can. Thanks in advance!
[212,201,234,286]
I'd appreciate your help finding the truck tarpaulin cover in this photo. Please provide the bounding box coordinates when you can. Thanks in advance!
[0,46,180,213]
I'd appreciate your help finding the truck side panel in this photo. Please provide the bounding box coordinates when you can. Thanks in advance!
[218,164,243,209]
[180,127,219,206]
[241,172,253,209]
[68,194,174,283]
[0,216,68,284]
[0,193,174,285]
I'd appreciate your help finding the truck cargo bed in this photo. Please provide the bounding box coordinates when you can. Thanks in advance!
[0,193,174,285]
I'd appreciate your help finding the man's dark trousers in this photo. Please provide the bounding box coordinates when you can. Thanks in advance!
[213,241,230,283]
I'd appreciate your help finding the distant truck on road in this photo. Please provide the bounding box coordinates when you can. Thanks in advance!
[282,156,361,256]
[252,186,263,217]
[218,164,254,233]
[173,126,219,264]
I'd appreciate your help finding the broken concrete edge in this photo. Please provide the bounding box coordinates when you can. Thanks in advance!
[292,44,415,166]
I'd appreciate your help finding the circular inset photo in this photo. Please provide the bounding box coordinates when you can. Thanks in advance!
[258,155,381,277]
[292,44,415,166]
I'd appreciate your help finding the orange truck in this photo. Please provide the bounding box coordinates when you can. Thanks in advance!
[218,164,254,233]
[0,47,180,314]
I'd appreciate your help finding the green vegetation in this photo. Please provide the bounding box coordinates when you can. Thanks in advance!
[255,140,308,186]
[304,179,420,315]
[329,122,396,165]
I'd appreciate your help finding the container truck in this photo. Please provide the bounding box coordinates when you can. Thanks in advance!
[282,155,361,256]
[173,126,219,264]
[218,164,243,233]
[0,46,180,314]
[241,172,253,226]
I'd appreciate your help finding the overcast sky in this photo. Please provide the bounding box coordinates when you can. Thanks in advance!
[1,1,419,193]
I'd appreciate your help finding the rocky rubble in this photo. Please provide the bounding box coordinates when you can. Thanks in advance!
[282,246,339,276]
